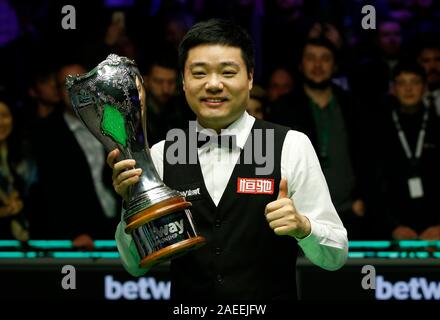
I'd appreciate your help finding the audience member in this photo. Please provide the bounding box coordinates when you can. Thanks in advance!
[0,97,30,242]
[247,85,266,120]
[31,63,118,245]
[269,38,369,239]
[379,62,440,240]
[141,53,191,146]
[416,40,440,116]
[266,67,295,103]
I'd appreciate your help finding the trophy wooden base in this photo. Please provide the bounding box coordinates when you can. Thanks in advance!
[125,196,191,231]
[139,236,206,269]
[125,196,206,269]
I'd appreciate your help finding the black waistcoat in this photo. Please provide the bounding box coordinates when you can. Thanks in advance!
[163,119,298,300]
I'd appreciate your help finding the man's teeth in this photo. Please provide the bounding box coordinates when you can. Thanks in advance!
[205,98,224,102]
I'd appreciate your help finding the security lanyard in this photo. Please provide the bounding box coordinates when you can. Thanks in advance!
[391,107,429,163]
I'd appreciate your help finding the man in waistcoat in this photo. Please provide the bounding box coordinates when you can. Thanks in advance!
[107,19,348,300]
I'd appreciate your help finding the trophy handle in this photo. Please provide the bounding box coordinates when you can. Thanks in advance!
[135,76,149,149]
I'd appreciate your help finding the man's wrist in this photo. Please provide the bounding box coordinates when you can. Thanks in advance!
[299,215,312,239]
[291,214,311,239]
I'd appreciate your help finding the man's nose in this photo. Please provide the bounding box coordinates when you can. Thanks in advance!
[314,58,324,66]
[205,74,224,91]
[162,82,174,95]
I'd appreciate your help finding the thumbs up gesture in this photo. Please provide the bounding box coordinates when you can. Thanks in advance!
[264,179,311,239]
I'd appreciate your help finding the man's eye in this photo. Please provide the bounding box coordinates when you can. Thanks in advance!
[223,71,237,77]
[192,72,206,78]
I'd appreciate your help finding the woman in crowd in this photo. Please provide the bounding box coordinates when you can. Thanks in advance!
[0,98,30,241]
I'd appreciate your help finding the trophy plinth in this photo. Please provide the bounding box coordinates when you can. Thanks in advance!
[126,196,205,269]
[66,54,206,269]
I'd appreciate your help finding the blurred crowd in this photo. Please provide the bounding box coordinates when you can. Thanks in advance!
[0,0,439,245]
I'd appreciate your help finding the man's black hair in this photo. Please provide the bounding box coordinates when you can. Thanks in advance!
[178,18,255,76]
[301,37,338,62]
[414,36,440,58]
[392,61,427,82]
[142,51,178,75]
[27,66,57,89]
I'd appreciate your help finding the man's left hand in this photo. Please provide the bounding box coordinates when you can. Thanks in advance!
[265,179,311,239]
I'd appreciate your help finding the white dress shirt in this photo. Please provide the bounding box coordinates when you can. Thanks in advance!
[64,112,117,218]
[115,111,348,276]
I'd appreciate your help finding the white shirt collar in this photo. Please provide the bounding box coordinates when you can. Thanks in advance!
[196,111,256,150]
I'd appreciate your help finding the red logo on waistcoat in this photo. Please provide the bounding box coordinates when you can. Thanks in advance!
[237,177,274,194]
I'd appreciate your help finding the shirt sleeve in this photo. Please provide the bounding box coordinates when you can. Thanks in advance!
[114,140,166,276]
[281,131,348,271]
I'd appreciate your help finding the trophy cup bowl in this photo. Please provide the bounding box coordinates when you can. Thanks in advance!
[66,54,205,269]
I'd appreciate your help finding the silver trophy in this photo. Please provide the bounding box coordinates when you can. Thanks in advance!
[66,54,205,268]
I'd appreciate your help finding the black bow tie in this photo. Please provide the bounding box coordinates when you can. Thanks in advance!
[197,133,237,150]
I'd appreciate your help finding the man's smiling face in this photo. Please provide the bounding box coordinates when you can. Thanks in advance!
[183,44,253,132]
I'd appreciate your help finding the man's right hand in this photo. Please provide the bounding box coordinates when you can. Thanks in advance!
[107,149,142,203]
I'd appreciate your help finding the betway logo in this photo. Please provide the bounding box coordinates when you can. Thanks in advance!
[153,219,184,239]
[180,188,200,197]
[376,276,440,300]
[105,275,170,300]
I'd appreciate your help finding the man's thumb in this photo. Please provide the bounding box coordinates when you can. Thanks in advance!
[277,178,289,200]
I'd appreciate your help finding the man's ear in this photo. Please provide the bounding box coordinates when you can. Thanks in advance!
[248,69,254,91]
[181,73,186,92]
